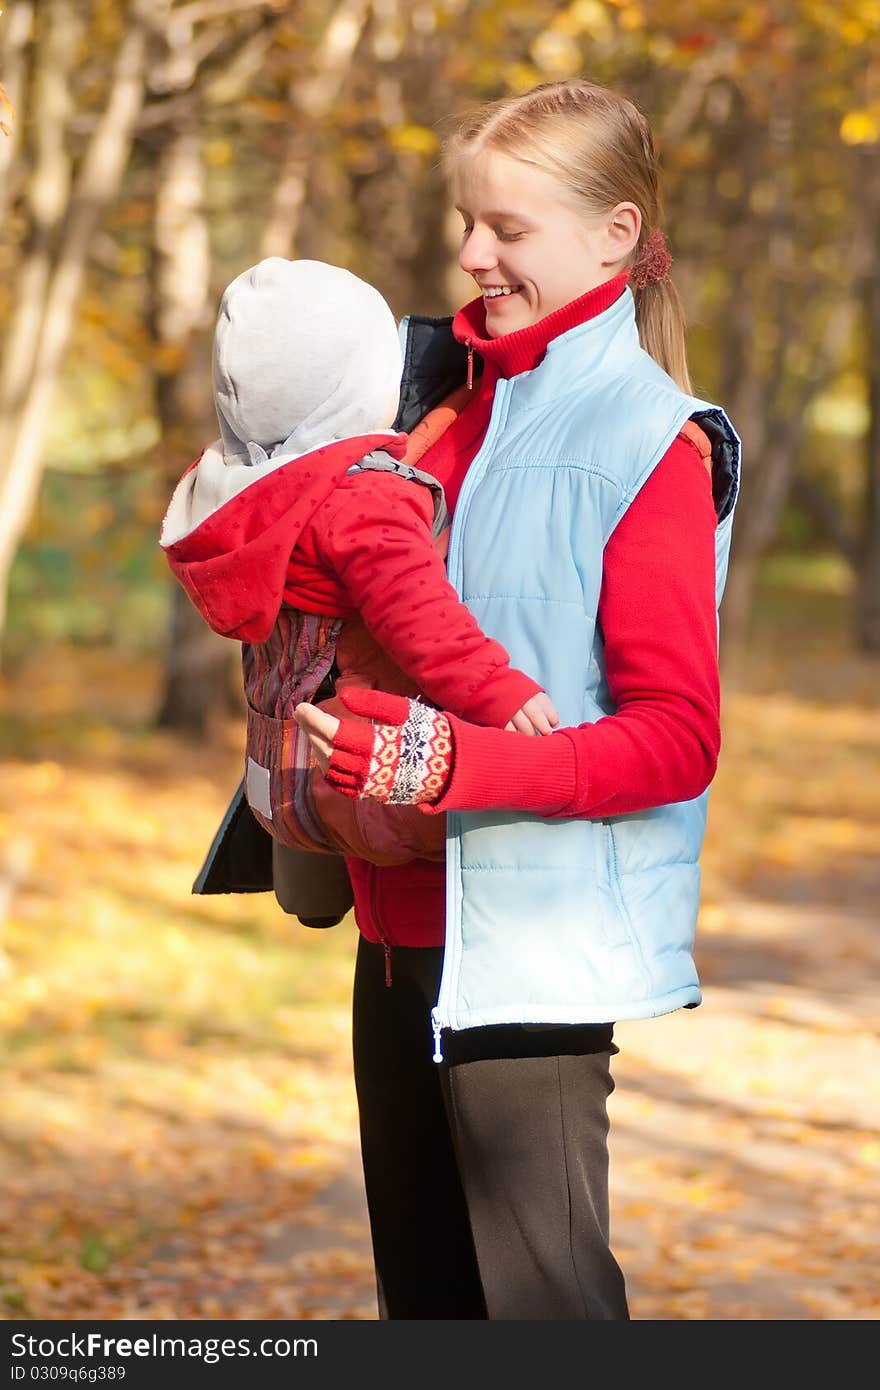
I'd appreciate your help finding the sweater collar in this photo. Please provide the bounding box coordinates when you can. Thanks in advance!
[452,270,630,380]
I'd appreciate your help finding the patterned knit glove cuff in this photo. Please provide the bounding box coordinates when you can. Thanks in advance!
[322,689,454,805]
[362,700,453,805]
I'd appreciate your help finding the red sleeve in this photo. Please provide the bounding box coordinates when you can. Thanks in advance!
[316,471,542,725]
[426,435,720,816]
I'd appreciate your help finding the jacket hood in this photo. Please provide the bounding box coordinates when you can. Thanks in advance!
[159,431,407,642]
[159,255,408,642]
[213,257,403,462]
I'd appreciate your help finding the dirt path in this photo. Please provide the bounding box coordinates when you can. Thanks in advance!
[235,865,880,1321]
[1,648,878,1320]
[610,867,880,1319]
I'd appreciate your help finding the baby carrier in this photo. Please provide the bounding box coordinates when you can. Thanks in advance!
[240,450,449,867]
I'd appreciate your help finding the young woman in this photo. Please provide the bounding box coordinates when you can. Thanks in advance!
[212,78,740,1319]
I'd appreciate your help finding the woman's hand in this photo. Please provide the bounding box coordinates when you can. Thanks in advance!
[293,702,339,774]
[294,689,453,805]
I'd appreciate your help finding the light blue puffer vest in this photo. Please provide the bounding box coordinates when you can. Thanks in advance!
[409,288,741,1043]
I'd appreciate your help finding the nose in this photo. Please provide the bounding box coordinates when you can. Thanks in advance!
[459,226,498,276]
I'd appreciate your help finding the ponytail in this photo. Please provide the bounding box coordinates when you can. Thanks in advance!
[633,272,692,394]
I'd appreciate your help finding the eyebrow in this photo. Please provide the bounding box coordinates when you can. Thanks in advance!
[455,205,536,224]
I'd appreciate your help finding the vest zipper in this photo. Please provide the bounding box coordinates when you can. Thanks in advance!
[466,340,474,391]
[433,376,513,1058]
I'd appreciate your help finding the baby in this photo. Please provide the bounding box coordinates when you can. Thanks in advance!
[161,257,556,862]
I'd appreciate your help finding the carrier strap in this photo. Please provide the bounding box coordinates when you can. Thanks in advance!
[346,449,450,541]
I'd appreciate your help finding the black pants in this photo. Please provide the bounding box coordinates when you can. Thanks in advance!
[352,937,630,1320]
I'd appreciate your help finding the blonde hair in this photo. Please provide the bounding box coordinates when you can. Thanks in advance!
[444,80,692,392]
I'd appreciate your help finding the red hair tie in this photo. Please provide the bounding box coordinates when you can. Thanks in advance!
[632,227,673,289]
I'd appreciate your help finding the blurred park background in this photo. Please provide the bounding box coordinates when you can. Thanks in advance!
[0,0,878,1321]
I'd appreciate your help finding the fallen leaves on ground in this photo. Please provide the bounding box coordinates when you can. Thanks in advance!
[0,628,878,1320]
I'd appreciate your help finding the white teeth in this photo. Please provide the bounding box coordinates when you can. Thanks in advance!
[483,285,520,298]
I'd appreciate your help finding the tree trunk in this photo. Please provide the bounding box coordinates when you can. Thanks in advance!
[714,269,770,663]
[0,7,148,645]
[718,97,855,662]
[148,112,234,733]
[259,0,372,262]
[717,102,797,661]
[856,147,880,652]
[259,128,310,260]
[156,584,242,734]
[0,1,33,224]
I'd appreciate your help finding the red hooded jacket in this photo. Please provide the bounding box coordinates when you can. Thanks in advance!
[161,430,541,726]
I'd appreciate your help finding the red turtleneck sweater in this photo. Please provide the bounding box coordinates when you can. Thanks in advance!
[346,272,721,948]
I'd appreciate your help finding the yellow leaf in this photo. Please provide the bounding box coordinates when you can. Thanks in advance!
[117,245,146,277]
[840,110,880,145]
[204,139,233,168]
[840,18,870,44]
[531,30,582,77]
[240,96,290,123]
[686,1182,713,1206]
[388,124,440,157]
[619,3,644,31]
[503,62,544,94]
[567,1,613,39]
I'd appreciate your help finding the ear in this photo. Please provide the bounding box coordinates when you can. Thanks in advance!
[603,202,641,267]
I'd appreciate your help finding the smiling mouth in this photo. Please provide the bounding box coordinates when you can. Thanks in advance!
[482,285,523,299]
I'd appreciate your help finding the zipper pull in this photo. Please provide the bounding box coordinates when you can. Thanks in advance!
[432,1018,444,1064]
[466,340,474,391]
[384,942,392,988]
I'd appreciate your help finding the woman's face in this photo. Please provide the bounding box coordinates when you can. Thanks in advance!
[455,148,638,337]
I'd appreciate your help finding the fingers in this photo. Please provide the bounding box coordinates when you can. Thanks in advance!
[293,703,338,772]
[528,707,557,736]
[294,702,340,742]
[511,693,561,736]
[528,692,560,732]
[294,701,381,792]
[305,737,330,774]
[509,693,561,736]
[508,709,535,736]
[338,686,413,724]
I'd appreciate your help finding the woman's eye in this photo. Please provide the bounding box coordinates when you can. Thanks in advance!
[497,230,523,242]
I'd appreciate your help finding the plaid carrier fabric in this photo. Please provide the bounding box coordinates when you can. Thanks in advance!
[242,607,343,852]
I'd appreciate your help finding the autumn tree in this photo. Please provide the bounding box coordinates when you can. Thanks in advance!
[0,0,287,657]
[0,0,150,645]
[3,0,878,704]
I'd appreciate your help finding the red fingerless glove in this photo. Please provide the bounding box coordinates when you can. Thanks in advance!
[325,688,454,805]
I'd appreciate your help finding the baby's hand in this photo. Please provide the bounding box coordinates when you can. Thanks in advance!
[504,692,560,736]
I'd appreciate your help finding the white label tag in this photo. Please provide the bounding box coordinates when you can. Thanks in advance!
[245,757,272,819]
